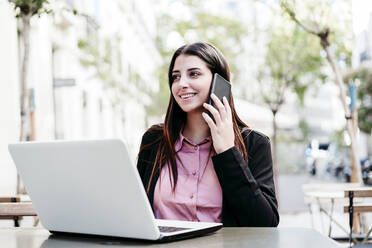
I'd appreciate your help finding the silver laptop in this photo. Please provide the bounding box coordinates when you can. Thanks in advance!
[8,139,222,242]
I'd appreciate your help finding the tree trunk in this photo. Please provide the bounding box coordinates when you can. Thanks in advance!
[17,14,32,194]
[321,41,363,184]
[19,15,31,141]
[351,109,359,183]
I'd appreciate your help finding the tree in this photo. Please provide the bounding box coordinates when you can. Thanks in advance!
[149,0,247,118]
[8,0,52,193]
[9,0,52,141]
[258,19,324,190]
[78,35,152,108]
[344,66,372,134]
[281,0,363,183]
[78,37,126,105]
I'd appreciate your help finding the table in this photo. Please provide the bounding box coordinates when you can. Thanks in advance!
[0,227,341,247]
[0,195,37,227]
[303,183,363,237]
[304,190,350,236]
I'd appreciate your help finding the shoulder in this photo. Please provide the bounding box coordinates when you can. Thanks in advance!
[141,123,164,145]
[241,128,271,150]
[240,128,272,168]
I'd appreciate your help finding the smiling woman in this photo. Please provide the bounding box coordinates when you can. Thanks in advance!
[171,55,213,115]
[136,42,279,227]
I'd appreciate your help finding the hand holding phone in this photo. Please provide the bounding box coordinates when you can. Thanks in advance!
[208,73,231,109]
[207,73,231,122]
[202,73,234,154]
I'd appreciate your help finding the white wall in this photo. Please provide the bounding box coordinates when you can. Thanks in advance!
[0,1,56,194]
[48,0,161,162]
[29,16,55,140]
[0,0,20,194]
[0,0,162,194]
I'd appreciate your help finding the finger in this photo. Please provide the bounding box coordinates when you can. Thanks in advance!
[202,112,217,132]
[223,96,232,121]
[203,102,221,126]
[211,94,227,120]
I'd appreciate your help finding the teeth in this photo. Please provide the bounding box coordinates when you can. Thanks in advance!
[181,93,196,99]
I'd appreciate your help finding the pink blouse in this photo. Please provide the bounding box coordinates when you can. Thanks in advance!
[153,131,223,223]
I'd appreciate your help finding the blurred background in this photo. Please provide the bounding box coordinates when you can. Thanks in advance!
[0,0,371,239]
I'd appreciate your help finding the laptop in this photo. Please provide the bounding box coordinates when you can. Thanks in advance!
[8,139,222,242]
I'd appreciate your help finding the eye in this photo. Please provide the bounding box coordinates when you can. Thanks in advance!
[190,71,200,78]
[172,74,180,81]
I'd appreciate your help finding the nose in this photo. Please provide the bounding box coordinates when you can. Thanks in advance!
[178,76,189,88]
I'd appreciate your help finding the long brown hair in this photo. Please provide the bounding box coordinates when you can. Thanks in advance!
[139,42,249,192]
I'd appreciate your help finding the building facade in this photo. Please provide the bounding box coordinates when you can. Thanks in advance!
[0,0,161,194]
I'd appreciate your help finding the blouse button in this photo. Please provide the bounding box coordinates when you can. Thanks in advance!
[190,194,194,199]
[192,171,196,176]
[194,146,198,150]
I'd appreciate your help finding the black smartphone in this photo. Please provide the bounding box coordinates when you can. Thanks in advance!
[208,73,231,109]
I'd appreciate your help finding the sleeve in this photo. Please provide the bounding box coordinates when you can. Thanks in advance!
[136,127,162,189]
[136,132,148,179]
[212,133,279,227]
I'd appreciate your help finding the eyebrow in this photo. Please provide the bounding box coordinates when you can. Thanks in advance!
[172,67,201,74]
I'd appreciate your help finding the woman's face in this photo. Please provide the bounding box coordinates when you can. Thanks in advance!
[171,55,213,113]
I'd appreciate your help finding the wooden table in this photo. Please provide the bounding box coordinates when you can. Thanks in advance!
[0,196,36,227]
[0,227,341,247]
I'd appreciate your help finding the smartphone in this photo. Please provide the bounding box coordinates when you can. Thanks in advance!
[208,73,231,109]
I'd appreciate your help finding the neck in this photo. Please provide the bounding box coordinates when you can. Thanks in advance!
[183,110,210,144]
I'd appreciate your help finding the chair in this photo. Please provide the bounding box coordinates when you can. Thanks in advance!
[0,196,37,227]
[344,188,372,246]
[303,183,361,237]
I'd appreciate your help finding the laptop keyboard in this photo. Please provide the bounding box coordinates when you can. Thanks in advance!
[158,226,191,233]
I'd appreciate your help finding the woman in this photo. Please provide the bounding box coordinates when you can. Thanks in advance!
[137,42,279,227]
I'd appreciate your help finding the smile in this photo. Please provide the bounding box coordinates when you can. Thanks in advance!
[180,93,197,99]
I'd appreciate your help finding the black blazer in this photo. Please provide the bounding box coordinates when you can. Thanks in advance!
[136,125,279,227]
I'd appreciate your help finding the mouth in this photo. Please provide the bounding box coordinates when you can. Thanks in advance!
[180,93,197,100]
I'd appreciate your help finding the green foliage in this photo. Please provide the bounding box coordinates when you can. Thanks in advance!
[298,118,311,142]
[331,128,348,148]
[274,0,354,111]
[344,67,372,96]
[173,11,246,73]
[359,106,372,134]
[151,1,247,118]
[77,39,99,67]
[294,85,308,104]
[344,67,372,133]
[78,35,154,108]
[260,22,324,111]
[9,0,52,18]
[280,0,353,68]
[78,37,130,106]
[145,62,170,117]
